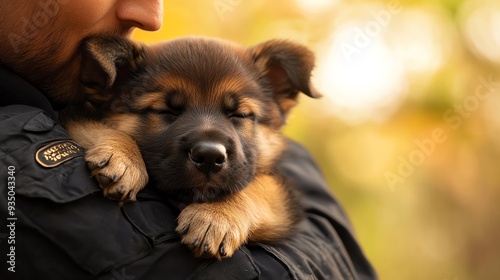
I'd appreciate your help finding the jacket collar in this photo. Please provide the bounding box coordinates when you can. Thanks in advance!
[0,65,58,121]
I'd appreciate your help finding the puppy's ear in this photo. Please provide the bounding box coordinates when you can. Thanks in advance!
[250,39,321,115]
[80,36,144,103]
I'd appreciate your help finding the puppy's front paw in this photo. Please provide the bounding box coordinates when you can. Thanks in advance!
[176,203,250,259]
[86,133,148,202]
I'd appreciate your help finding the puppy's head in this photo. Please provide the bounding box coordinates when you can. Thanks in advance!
[80,36,320,203]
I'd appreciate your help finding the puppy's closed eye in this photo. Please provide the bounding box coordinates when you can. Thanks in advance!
[71,35,321,260]
[165,89,187,112]
[228,112,255,119]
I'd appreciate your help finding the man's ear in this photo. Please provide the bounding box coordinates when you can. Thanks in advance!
[249,39,321,115]
[80,36,144,103]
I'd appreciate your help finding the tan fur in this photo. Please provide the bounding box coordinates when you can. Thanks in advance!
[133,92,169,111]
[255,127,287,171]
[236,96,264,118]
[65,36,320,260]
[104,114,141,136]
[176,174,292,259]
[151,75,199,97]
[65,119,148,202]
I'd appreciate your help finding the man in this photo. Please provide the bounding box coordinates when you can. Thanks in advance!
[0,1,377,279]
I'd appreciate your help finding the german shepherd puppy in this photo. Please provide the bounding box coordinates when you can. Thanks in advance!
[62,36,320,259]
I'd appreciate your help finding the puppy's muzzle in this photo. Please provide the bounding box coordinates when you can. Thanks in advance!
[189,142,227,175]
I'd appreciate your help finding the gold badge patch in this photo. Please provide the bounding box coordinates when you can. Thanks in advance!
[36,140,84,168]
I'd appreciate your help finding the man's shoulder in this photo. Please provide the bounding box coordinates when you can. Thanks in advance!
[0,104,46,120]
[0,104,99,202]
[0,105,60,138]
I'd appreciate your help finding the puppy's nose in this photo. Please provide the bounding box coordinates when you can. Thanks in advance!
[190,142,227,175]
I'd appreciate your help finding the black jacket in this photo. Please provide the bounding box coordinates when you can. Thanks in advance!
[0,65,377,280]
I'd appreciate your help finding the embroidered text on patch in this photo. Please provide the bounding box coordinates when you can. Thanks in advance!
[36,140,84,168]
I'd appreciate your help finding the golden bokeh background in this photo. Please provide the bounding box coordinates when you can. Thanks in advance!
[133,0,500,279]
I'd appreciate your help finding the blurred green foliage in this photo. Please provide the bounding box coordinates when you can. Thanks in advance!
[135,0,500,279]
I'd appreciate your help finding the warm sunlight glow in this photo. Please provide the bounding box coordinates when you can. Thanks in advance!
[295,0,339,13]
[461,1,500,64]
[315,24,407,123]
[387,8,449,74]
